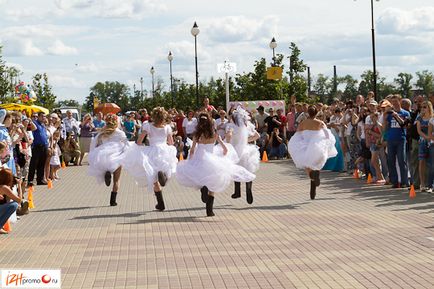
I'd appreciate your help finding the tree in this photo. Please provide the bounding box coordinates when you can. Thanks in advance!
[394,72,413,98]
[55,99,80,108]
[0,46,8,101]
[415,70,434,96]
[84,81,131,112]
[340,75,359,101]
[287,42,308,102]
[32,73,57,110]
[313,74,331,103]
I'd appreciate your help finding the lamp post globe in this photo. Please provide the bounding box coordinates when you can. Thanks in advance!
[191,21,200,107]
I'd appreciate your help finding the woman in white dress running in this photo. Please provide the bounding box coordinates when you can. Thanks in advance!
[123,107,177,211]
[225,106,260,204]
[176,113,255,216]
[288,106,337,200]
[88,113,129,206]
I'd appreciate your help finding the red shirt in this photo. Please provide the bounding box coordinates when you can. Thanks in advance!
[278,114,287,132]
[175,116,185,138]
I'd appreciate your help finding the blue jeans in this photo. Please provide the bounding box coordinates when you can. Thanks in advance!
[387,139,408,186]
[0,202,18,228]
[269,143,287,159]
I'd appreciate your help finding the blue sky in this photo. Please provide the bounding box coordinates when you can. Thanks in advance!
[1,0,433,102]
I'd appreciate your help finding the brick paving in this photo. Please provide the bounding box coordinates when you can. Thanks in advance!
[1,160,434,289]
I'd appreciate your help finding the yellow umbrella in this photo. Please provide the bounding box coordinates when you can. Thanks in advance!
[0,103,49,115]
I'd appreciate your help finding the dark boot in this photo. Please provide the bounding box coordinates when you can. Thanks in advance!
[110,192,117,206]
[231,182,241,199]
[157,171,168,187]
[312,170,320,187]
[104,171,112,187]
[206,195,215,217]
[246,182,253,204]
[310,180,316,200]
[200,186,209,203]
[154,191,165,211]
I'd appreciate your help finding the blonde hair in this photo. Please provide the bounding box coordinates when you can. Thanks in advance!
[151,107,170,126]
[422,100,433,118]
[98,113,118,139]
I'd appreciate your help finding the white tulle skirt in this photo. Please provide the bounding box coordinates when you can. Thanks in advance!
[122,143,178,191]
[88,141,131,184]
[237,144,260,173]
[288,129,337,171]
[176,144,255,193]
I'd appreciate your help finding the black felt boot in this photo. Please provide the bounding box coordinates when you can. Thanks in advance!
[154,191,165,211]
[310,180,316,200]
[110,191,117,206]
[200,186,209,203]
[105,171,112,187]
[157,171,167,187]
[246,182,253,204]
[231,182,241,199]
[206,195,215,217]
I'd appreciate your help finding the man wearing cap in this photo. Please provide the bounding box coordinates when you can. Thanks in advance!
[384,94,410,188]
[28,112,49,186]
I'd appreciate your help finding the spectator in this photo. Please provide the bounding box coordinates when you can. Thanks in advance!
[182,111,197,140]
[286,105,296,141]
[264,108,281,136]
[407,95,423,189]
[428,110,434,191]
[50,131,61,180]
[139,109,150,123]
[28,112,49,186]
[174,110,185,139]
[215,110,228,140]
[79,114,96,165]
[62,110,80,137]
[295,103,306,129]
[255,106,269,135]
[202,97,217,114]
[123,113,136,141]
[0,110,17,175]
[0,168,28,234]
[93,112,106,129]
[368,112,386,183]
[62,132,81,166]
[276,108,287,140]
[415,101,433,192]
[269,127,286,159]
[384,94,410,188]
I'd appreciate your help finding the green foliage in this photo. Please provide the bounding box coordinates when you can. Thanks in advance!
[394,72,413,98]
[32,73,57,110]
[55,99,81,108]
[415,70,434,96]
[287,43,308,101]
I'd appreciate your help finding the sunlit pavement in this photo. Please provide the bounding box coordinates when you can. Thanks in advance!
[1,160,434,289]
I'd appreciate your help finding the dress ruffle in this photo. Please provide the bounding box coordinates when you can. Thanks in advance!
[288,128,338,171]
[176,143,255,193]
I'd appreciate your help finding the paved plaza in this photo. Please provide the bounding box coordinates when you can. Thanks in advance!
[1,160,434,289]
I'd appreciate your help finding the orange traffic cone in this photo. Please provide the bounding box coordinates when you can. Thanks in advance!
[366,173,372,184]
[261,151,269,162]
[28,186,35,209]
[47,179,53,189]
[179,153,184,161]
[353,169,359,179]
[61,161,66,169]
[3,219,11,233]
[409,185,416,199]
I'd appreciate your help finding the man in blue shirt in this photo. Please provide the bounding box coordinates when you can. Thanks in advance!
[28,112,49,186]
[93,112,106,129]
[384,94,411,188]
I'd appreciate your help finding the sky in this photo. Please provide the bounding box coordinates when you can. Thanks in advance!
[0,0,433,102]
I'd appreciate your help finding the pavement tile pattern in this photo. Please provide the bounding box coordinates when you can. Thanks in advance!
[1,160,434,289]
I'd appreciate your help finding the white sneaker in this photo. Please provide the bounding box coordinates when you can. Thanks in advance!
[426,188,433,193]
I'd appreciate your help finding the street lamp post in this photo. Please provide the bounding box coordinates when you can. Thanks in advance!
[150,66,155,97]
[191,21,200,108]
[355,0,379,101]
[168,51,174,108]
[140,77,143,100]
[269,37,277,66]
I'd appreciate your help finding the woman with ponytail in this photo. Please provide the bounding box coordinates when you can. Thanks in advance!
[176,113,255,217]
[88,113,129,206]
[123,107,177,211]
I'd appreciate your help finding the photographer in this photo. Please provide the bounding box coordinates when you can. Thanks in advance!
[62,132,81,166]
[383,94,410,188]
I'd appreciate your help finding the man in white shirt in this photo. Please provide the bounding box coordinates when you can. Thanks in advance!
[215,110,228,140]
[62,110,80,139]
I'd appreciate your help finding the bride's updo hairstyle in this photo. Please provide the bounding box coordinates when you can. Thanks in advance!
[151,107,171,125]
[307,105,318,119]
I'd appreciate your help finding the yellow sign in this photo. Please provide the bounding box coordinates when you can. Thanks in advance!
[93,96,100,109]
[266,67,283,80]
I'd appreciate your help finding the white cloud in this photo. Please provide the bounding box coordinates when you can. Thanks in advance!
[49,75,84,89]
[377,7,434,34]
[54,0,166,19]
[47,40,78,55]
[206,15,278,43]
[0,38,43,56]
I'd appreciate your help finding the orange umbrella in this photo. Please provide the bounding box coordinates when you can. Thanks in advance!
[94,103,121,115]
